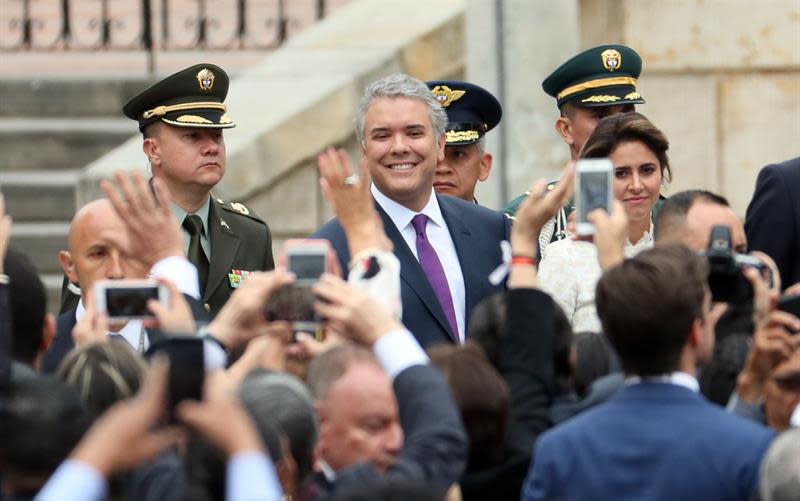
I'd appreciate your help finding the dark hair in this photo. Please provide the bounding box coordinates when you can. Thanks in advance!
[0,373,90,490]
[306,344,378,400]
[572,331,620,398]
[596,245,708,376]
[56,339,146,419]
[654,189,730,243]
[427,341,509,470]
[4,249,47,366]
[468,292,574,395]
[580,112,672,182]
[240,370,317,484]
[699,333,751,405]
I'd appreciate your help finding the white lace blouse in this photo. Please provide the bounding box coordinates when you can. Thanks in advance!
[538,228,654,333]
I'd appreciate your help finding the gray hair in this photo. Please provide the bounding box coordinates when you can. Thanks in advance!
[239,370,318,483]
[760,428,800,501]
[355,73,447,147]
[474,136,486,156]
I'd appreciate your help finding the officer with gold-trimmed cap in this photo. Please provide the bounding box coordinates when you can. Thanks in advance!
[123,63,274,317]
[502,45,645,245]
[427,80,502,203]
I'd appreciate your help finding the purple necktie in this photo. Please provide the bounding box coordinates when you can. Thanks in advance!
[411,214,459,340]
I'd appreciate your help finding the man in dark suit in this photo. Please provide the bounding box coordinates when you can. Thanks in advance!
[43,176,206,372]
[313,73,510,348]
[307,277,467,499]
[522,245,775,501]
[745,157,800,290]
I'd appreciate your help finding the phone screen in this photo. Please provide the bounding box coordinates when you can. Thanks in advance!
[105,286,160,318]
[288,253,327,281]
[578,170,611,223]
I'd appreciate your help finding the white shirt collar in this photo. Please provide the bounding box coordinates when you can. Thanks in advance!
[171,196,211,236]
[75,299,146,351]
[624,371,700,392]
[371,184,445,231]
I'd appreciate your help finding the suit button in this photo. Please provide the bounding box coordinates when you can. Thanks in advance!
[204,303,211,312]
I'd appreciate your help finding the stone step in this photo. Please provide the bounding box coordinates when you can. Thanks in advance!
[9,222,70,275]
[0,78,153,117]
[0,117,133,171]
[0,170,79,221]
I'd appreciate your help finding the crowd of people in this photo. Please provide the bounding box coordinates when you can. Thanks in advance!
[1,43,799,501]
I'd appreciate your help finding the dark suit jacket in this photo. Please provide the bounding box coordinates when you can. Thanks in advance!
[59,198,275,318]
[522,383,775,501]
[745,157,800,290]
[316,363,467,499]
[41,296,210,373]
[312,195,510,347]
[459,288,558,501]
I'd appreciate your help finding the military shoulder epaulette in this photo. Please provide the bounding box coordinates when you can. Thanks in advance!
[215,198,265,223]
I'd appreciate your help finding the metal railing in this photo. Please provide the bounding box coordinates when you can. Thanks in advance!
[1,0,330,71]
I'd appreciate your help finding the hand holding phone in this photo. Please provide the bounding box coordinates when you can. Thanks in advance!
[575,158,613,236]
[94,279,170,322]
[265,240,332,334]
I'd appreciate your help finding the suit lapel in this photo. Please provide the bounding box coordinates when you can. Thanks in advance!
[376,203,456,341]
[438,196,479,316]
[205,201,241,302]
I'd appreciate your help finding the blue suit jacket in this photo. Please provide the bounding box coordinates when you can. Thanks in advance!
[312,194,510,347]
[522,383,774,501]
[745,157,800,290]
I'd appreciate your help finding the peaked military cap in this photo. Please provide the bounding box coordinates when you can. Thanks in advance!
[123,63,236,131]
[542,45,645,109]
[426,80,503,146]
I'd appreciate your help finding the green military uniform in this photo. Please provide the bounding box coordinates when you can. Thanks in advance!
[501,45,648,247]
[61,63,275,317]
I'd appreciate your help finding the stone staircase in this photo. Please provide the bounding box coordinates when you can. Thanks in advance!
[0,78,150,313]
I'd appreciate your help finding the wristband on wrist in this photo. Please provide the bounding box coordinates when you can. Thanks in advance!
[511,255,537,267]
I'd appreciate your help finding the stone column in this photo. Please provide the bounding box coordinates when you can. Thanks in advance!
[466,0,580,209]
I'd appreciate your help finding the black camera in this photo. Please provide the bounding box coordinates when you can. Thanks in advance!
[705,225,767,303]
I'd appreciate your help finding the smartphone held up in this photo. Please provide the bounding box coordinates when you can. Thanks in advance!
[94,279,169,321]
[575,158,613,236]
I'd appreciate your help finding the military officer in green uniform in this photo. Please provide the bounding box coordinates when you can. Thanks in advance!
[426,80,503,204]
[62,63,274,317]
[123,63,275,317]
[502,45,646,248]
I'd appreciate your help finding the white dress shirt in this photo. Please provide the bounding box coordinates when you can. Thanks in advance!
[371,184,466,342]
[624,372,700,392]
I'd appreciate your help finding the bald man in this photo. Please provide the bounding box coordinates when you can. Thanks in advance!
[42,198,201,372]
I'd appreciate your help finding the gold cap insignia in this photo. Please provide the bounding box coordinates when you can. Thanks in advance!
[624,91,641,100]
[230,202,249,215]
[601,49,622,72]
[431,85,466,108]
[197,68,216,91]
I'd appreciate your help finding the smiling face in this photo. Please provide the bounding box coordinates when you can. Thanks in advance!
[361,96,445,212]
[144,123,226,192]
[434,144,492,202]
[610,140,663,226]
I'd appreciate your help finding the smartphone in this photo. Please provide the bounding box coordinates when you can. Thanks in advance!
[575,158,613,236]
[778,295,800,334]
[94,279,169,321]
[286,240,330,285]
[149,337,205,421]
[264,240,331,333]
